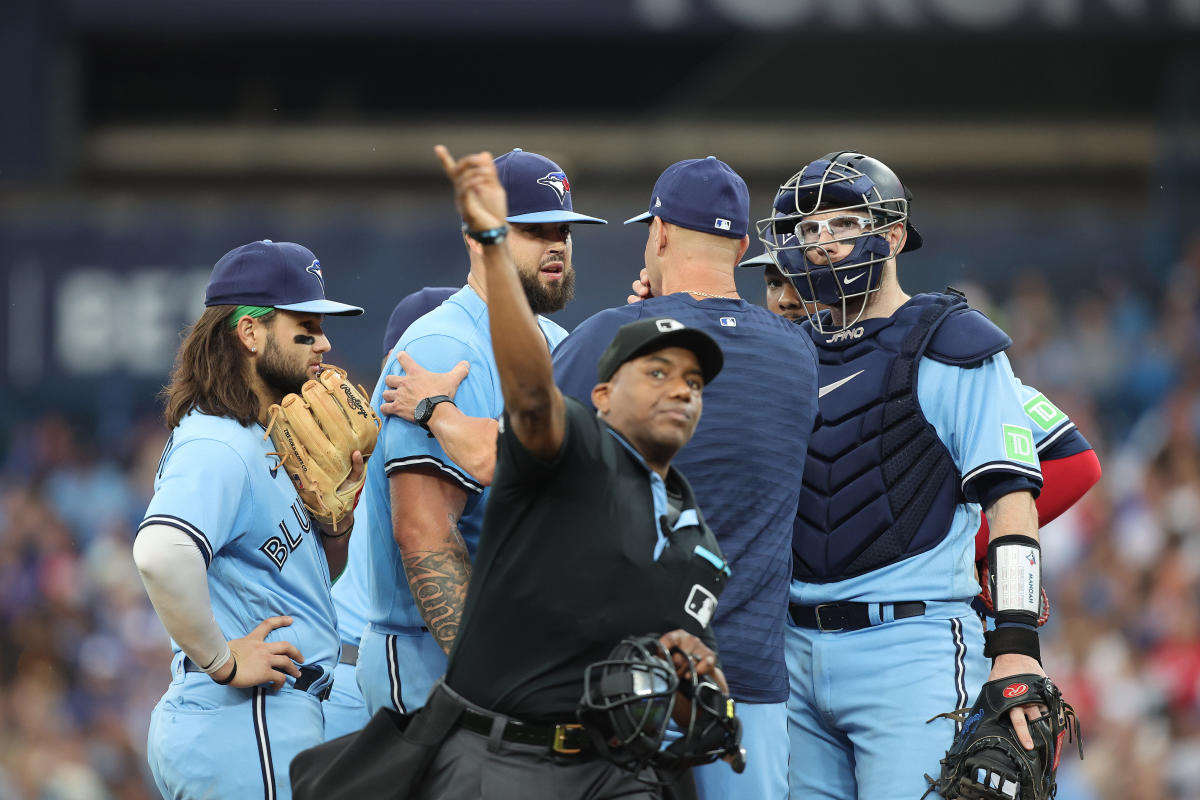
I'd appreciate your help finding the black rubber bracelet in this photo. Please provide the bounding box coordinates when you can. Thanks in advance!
[213,654,238,685]
[983,626,1041,663]
[321,520,354,541]
[464,224,508,245]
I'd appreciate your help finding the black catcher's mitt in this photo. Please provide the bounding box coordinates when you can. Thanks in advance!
[924,674,1081,800]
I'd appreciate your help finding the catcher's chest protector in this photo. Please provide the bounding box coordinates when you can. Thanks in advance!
[795,294,967,582]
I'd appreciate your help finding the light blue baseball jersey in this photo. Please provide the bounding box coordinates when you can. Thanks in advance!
[790,351,1042,606]
[331,498,370,647]
[362,285,567,632]
[141,409,339,685]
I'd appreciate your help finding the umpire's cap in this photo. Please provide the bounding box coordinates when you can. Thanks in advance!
[596,317,724,385]
[494,149,607,225]
[204,240,363,315]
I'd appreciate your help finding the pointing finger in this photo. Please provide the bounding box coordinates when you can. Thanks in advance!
[434,145,457,178]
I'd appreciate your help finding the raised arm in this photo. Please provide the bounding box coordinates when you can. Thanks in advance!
[435,145,565,459]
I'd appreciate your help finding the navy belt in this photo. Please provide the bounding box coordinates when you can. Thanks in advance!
[183,658,332,701]
[789,601,926,632]
[458,706,592,756]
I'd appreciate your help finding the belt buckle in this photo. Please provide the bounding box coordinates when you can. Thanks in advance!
[815,603,843,632]
[552,723,584,754]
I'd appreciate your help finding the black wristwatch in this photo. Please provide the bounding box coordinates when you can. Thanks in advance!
[414,395,455,433]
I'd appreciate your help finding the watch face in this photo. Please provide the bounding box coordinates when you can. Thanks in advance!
[416,399,432,424]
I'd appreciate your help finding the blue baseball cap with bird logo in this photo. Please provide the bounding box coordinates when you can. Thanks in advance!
[493,148,607,225]
[204,240,363,315]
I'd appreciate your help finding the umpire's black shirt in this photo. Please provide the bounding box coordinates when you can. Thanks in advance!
[444,396,730,724]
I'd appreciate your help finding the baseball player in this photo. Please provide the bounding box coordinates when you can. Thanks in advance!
[323,287,456,741]
[738,252,1103,616]
[356,149,605,717]
[550,156,820,800]
[755,151,1073,799]
[133,240,363,799]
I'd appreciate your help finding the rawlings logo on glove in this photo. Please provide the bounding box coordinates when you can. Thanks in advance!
[924,674,1081,800]
[264,365,380,531]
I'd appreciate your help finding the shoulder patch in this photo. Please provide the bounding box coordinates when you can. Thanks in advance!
[924,305,1011,367]
[1023,392,1068,432]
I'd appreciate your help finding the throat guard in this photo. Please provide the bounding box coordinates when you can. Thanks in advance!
[794,292,1005,581]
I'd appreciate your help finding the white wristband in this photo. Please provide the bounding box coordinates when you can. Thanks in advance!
[989,535,1041,615]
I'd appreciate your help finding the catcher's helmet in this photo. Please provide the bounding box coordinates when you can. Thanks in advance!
[577,635,678,773]
[756,151,922,333]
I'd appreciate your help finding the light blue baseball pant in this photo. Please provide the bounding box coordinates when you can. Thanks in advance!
[785,600,989,799]
[322,659,371,741]
[356,623,447,716]
[147,657,325,800]
[691,700,789,799]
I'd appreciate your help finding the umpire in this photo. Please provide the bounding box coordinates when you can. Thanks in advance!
[293,146,735,799]
[424,146,732,798]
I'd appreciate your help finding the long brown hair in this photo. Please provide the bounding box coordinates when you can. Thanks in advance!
[161,305,275,429]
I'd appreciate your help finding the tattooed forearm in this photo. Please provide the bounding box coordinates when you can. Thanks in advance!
[400,513,472,654]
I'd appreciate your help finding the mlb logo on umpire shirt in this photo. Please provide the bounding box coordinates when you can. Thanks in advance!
[685,584,718,627]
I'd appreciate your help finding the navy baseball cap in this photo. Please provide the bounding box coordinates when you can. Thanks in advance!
[493,148,606,225]
[382,286,457,356]
[205,240,363,315]
[596,317,724,385]
[624,156,749,239]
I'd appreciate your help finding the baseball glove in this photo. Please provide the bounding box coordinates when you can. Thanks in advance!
[924,674,1081,800]
[264,365,380,531]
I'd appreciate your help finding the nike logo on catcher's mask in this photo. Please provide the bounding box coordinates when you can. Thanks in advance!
[842,272,866,285]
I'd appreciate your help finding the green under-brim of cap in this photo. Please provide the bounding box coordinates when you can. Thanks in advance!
[226,305,274,327]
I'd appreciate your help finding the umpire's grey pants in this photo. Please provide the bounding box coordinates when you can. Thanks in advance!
[414,722,660,800]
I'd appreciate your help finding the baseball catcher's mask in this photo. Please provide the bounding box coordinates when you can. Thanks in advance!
[756,150,921,334]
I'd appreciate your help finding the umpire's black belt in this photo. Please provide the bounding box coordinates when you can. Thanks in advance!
[789,601,926,632]
[457,706,592,756]
[183,658,333,700]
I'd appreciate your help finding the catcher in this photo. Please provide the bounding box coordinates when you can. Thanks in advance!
[133,240,373,800]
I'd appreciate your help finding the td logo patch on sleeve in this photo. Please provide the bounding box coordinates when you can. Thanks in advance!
[1002,424,1037,465]
[1022,392,1067,432]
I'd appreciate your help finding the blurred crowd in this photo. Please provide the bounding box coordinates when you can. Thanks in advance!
[2,237,1199,799]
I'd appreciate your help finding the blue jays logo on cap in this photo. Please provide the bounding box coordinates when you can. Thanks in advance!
[536,172,570,205]
[204,240,363,316]
[492,148,607,225]
[306,259,324,289]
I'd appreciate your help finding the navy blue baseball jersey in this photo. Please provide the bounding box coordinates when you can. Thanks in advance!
[553,293,818,703]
